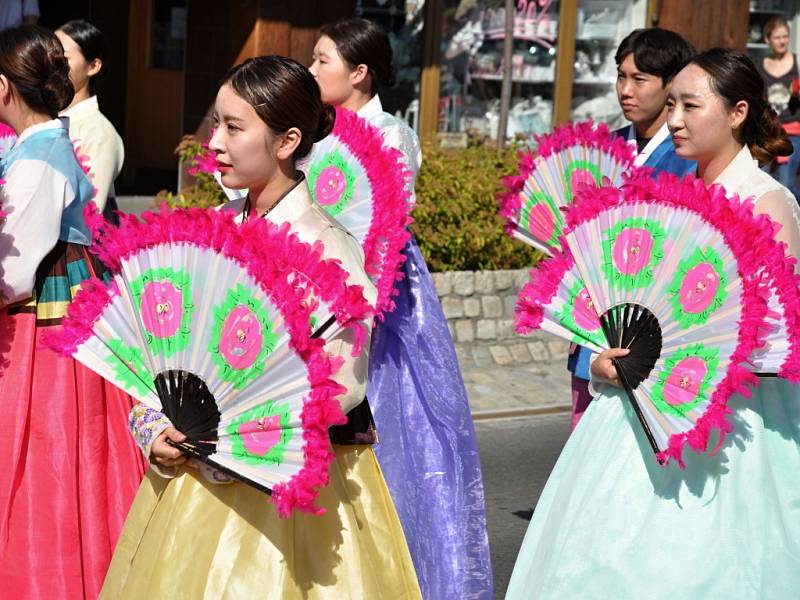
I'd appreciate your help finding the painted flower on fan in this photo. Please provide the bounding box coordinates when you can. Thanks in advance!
[210,283,279,389]
[130,267,194,357]
[226,400,292,466]
[601,217,666,290]
[307,148,356,216]
[520,188,561,248]
[563,159,602,200]
[555,280,607,347]
[104,338,155,397]
[652,344,719,418]
[667,246,729,329]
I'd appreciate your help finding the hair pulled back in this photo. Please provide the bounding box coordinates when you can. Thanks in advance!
[764,16,790,39]
[58,19,108,95]
[690,47,792,165]
[319,18,396,95]
[223,55,334,160]
[0,25,74,118]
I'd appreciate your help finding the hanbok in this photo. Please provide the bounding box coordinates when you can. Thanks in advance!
[360,95,493,599]
[506,145,800,599]
[0,119,145,599]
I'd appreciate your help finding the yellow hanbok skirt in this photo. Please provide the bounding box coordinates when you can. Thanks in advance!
[101,445,422,599]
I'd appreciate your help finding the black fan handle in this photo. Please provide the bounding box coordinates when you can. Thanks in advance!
[611,358,660,459]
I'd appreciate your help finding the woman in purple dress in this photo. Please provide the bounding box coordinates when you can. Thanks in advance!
[309,17,493,600]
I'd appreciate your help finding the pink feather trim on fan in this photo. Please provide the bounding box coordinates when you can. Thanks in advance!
[561,170,793,467]
[46,204,375,516]
[327,106,414,318]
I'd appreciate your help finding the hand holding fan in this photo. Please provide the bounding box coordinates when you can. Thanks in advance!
[45,205,373,516]
[499,120,636,255]
[516,172,798,466]
[304,106,413,316]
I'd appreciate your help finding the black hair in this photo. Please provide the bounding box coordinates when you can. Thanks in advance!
[615,28,695,85]
[0,25,73,118]
[223,55,335,160]
[319,18,396,96]
[690,47,792,165]
[58,19,108,95]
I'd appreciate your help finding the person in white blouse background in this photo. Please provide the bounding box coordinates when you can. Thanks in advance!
[55,19,124,215]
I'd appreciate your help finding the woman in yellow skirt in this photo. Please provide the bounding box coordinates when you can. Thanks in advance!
[101,55,421,599]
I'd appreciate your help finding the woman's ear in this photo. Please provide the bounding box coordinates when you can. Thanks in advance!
[276,126,302,160]
[730,99,749,130]
[349,63,369,87]
[87,58,102,78]
[0,75,13,106]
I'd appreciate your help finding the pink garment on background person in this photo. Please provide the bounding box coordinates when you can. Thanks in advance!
[570,376,592,430]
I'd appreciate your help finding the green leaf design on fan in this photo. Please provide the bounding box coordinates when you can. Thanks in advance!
[563,159,602,200]
[651,344,719,417]
[103,338,155,396]
[520,189,562,247]
[307,148,356,217]
[667,246,729,329]
[130,267,194,357]
[209,284,279,389]
[226,400,292,466]
[601,217,666,291]
[555,280,607,347]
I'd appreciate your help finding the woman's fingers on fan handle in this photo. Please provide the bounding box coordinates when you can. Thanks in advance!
[591,347,630,387]
[151,427,188,466]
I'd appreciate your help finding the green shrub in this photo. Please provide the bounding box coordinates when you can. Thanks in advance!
[412,139,540,272]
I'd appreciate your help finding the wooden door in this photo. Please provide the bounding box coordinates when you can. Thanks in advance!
[655,0,750,51]
[125,0,185,172]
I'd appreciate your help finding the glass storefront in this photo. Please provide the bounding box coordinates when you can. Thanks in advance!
[359,0,649,141]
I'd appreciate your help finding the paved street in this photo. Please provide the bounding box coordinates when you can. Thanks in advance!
[475,413,572,599]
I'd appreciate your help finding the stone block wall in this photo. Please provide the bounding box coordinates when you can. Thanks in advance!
[431,269,528,343]
[430,269,569,366]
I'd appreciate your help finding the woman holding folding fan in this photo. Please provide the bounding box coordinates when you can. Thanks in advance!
[309,18,493,600]
[0,25,145,599]
[100,55,421,599]
[505,48,800,599]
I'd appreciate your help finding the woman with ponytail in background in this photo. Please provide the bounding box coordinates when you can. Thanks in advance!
[506,48,800,599]
[0,25,145,599]
[310,18,493,600]
[101,55,421,599]
[56,19,124,216]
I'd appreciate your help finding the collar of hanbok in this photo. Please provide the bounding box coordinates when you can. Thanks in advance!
[357,94,383,120]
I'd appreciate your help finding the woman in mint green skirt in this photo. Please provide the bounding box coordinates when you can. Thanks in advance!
[506,48,800,600]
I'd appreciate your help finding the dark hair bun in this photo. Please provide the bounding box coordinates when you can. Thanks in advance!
[320,18,396,95]
[0,25,75,118]
[41,58,74,115]
[314,104,336,142]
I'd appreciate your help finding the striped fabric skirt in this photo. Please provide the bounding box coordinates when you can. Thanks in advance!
[0,240,147,599]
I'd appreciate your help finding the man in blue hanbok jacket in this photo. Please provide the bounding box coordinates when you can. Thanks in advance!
[568,28,696,428]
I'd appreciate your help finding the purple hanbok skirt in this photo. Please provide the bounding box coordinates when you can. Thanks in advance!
[368,237,493,599]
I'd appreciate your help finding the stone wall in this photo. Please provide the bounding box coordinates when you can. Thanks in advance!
[430,269,569,366]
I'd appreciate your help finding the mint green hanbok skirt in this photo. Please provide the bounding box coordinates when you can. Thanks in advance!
[506,379,800,599]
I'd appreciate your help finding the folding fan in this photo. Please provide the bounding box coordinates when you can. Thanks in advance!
[499,120,636,255]
[515,172,799,466]
[303,106,413,316]
[45,205,373,516]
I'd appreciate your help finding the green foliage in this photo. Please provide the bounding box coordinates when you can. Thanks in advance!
[156,135,227,209]
[412,139,541,272]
